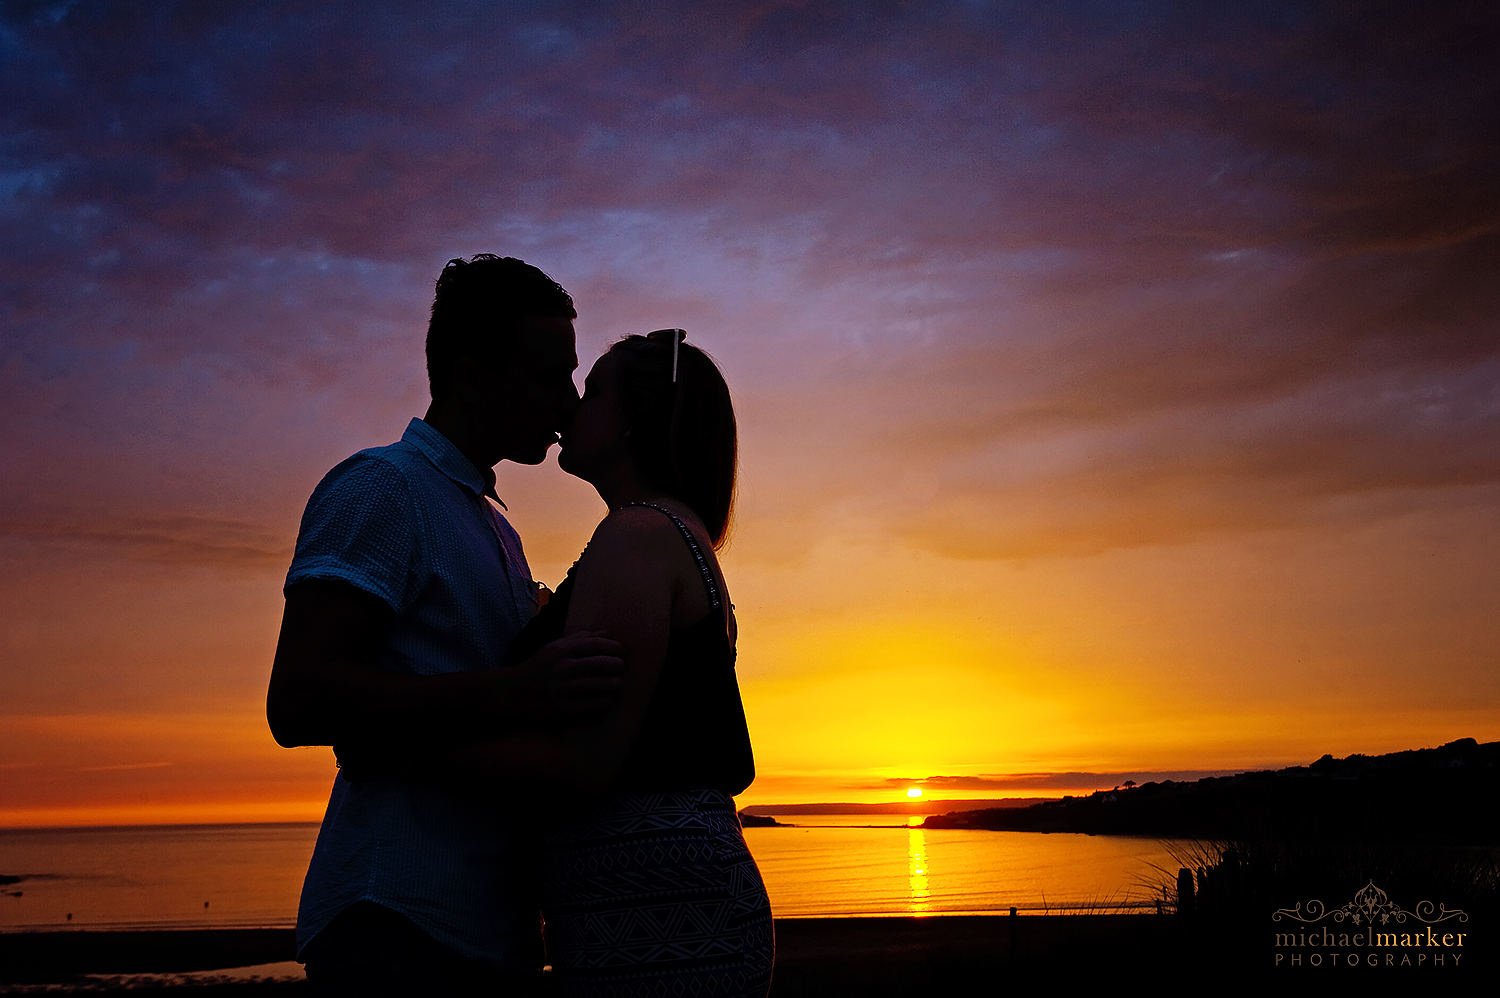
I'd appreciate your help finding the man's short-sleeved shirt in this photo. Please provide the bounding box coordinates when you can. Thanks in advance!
[285,417,540,968]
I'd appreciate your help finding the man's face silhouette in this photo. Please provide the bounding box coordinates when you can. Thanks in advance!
[448,314,578,469]
[489,314,579,466]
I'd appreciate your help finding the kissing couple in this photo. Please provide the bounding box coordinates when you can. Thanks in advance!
[267,255,773,997]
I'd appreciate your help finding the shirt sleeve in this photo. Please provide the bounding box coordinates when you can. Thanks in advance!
[285,453,419,612]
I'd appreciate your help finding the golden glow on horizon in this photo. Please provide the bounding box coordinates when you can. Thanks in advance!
[0,712,335,828]
[2,501,1498,827]
[739,620,1083,777]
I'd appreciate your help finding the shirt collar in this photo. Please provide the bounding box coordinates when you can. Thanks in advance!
[402,417,502,504]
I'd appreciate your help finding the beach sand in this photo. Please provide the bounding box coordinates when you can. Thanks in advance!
[1,914,1471,994]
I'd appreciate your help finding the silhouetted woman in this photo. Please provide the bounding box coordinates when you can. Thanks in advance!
[501,329,773,997]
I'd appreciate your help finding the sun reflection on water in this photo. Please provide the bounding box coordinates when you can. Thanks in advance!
[907,820,930,912]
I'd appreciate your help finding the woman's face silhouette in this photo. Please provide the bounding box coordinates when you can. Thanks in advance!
[559,350,628,486]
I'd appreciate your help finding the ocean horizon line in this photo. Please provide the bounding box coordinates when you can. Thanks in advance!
[0,799,1037,833]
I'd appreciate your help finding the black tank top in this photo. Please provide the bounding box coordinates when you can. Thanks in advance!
[505,503,755,796]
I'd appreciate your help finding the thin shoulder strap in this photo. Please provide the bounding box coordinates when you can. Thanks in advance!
[621,502,722,610]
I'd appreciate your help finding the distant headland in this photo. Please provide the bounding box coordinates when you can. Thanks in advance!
[922,738,1500,844]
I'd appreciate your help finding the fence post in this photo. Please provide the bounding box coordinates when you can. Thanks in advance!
[1176,868,1195,919]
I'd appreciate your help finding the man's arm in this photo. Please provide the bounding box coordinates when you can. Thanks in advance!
[266,578,624,752]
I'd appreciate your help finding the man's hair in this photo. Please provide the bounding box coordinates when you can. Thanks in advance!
[426,254,577,399]
[609,334,738,548]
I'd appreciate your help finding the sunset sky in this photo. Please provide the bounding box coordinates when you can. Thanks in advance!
[3,1,1498,826]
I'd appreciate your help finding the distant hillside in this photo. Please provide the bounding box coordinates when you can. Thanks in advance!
[923,739,1500,844]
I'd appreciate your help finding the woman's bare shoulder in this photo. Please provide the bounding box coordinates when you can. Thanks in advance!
[587,504,688,549]
[570,507,687,587]
[574,503,723,630]
[565,507,697,639]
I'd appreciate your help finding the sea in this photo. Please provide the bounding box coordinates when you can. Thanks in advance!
[0,817,1187,931]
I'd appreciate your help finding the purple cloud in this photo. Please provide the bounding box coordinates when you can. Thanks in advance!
[1,0,1496,564]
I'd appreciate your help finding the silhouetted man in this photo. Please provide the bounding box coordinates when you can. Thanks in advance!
[267,255,621,995]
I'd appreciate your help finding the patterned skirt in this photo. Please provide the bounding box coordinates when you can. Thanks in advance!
[534,788,774,998]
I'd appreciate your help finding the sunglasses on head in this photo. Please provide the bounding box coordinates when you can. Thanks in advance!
[646,328,687,382]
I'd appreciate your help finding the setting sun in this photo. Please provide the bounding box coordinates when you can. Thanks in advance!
[906,788,923,798]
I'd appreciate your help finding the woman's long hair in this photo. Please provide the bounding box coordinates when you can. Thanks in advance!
[610,333,737,548]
